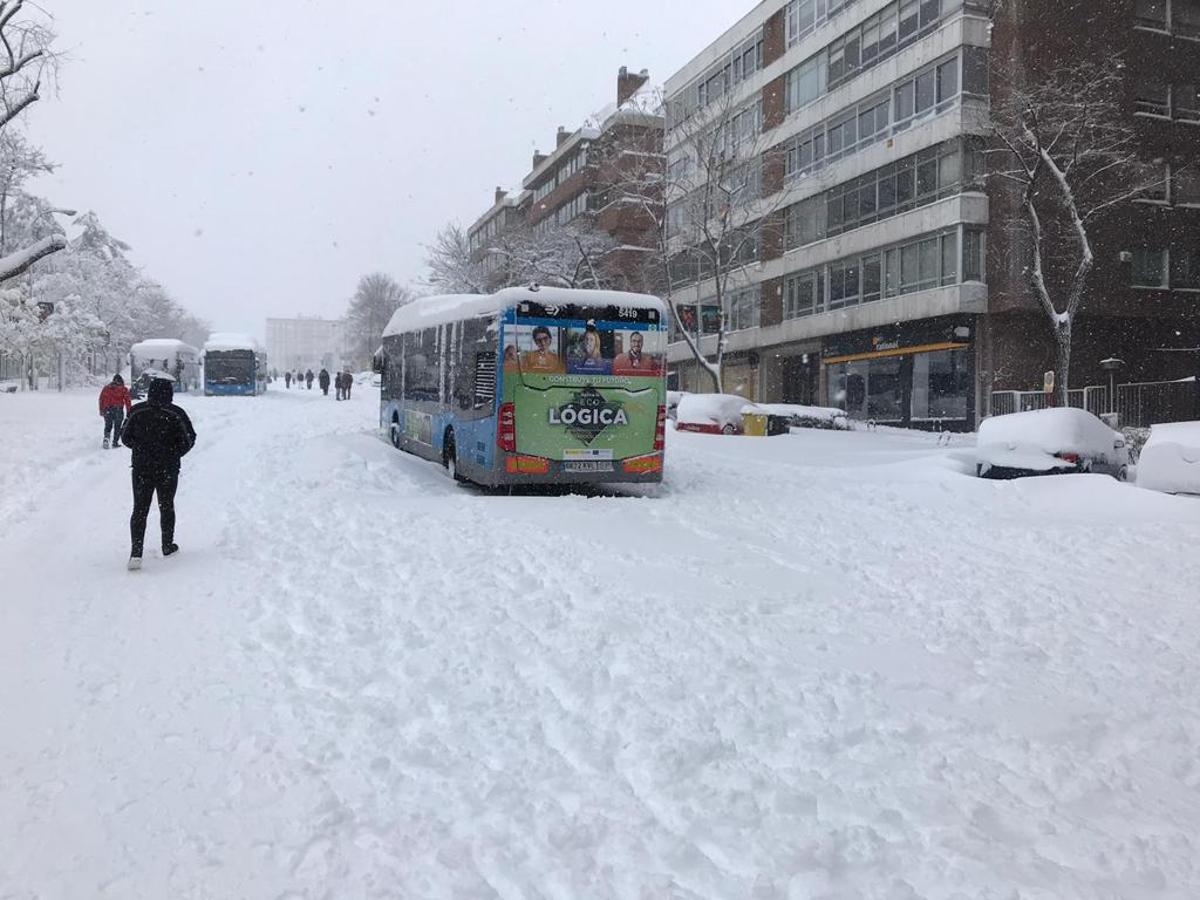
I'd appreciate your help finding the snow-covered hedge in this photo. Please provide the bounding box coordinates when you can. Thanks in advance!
[754,403,849,430]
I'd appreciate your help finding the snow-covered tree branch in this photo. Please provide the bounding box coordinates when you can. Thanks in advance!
[990,61,1157,403]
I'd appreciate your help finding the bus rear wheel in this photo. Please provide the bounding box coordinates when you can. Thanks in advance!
[390,416,402,449]
[444,430,465,482]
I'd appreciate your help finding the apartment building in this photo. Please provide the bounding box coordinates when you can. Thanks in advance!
[663,0,1200,428]
[265,316,349,373]
[467,66,664,293]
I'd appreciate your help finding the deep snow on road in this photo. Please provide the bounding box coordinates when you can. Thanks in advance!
[2,386,1200,899]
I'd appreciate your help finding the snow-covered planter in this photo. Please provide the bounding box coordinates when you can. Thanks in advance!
[675,393,758,435]
[754,403,849,431]
[976,408,1129,479]
[1137,422,1200,496]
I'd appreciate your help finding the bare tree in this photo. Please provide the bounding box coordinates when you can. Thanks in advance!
[0,0,62,282]
[424,223,487,295]
[991,62,1158,403]
[616,87,782,392]
[346,272,413,368]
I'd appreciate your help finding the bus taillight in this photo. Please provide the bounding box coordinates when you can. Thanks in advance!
[498,402,516,452]
[654,404,666,451]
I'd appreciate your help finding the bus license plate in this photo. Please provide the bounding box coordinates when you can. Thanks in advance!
[564,461,613,473]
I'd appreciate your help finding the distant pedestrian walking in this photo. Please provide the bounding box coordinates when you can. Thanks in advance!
[284,371,292,389]
[318,368,330,396]
[343,371,353,400]
[305,369,314,390]
[119,377,197,571]
[98,374,132,449]
[335,370,345,401]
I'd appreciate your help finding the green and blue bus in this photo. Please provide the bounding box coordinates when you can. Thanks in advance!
[203,333,268,396]
[377,286,667,486]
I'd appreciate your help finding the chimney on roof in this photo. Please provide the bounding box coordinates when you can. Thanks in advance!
[494,186,506,205]
[556,126,570,147]
[532,150,548,168]
[618,65,650,106]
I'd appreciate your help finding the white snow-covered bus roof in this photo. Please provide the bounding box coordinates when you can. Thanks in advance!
[382,287,667,337]
[203,332,262,353]
[130,338,199,356]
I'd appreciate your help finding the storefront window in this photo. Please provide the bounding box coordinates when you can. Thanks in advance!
[830,346,970,424]
[867,356,904,420]
[911,349,969,420]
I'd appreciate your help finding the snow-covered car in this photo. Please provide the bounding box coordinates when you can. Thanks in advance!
[1137,421,1200,495]
[675,392,756,435]
[976,407,1129,480]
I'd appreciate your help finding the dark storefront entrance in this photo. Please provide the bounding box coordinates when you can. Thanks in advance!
[824,318,976,430]
[780,354,820,405]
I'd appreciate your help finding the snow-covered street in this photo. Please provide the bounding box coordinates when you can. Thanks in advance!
[3,387,1200,899]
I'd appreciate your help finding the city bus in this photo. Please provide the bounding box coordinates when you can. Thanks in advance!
[129,339,201,396]
[378,285,667,486]
[203,333,268,396]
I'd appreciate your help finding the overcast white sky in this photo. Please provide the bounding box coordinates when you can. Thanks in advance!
[25,1,739,339]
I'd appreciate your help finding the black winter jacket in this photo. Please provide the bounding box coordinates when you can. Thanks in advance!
[120,378,197,472]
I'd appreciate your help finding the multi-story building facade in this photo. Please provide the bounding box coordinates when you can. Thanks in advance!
[265,316,348,373]
[664,0,1200,428]
[467,67,664,294]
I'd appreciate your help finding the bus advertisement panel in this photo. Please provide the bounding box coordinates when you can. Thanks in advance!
[501,301,665,478]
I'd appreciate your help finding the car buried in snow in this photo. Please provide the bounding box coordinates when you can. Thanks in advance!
[1137,421,1200,496]
[674,392,758,435]
[976,407,1130,480]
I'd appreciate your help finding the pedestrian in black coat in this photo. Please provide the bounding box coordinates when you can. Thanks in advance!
[318,368,330,395]
[305,369,314,390]
[119,377,197,570]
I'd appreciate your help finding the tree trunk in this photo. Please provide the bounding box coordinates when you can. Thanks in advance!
[1055,319,1072,407]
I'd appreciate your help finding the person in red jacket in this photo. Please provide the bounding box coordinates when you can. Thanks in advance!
[98,374,133,449]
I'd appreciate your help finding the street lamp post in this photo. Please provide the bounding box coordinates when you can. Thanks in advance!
[1100,357,1125,423]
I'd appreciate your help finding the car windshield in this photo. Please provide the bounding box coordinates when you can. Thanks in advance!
[4,2,1200,897]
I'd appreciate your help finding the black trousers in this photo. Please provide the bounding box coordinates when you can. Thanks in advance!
[130,468,179,557]
[104,409,124,443]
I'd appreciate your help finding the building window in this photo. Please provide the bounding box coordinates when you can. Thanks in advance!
[554,191,588,225]
[963,228,984,281]
[785,139,976,248]
[782,0,960,120]
[1174,166,1200,205]
[1140,82,1200,122]
[1171,246,1200,289]
[784,269,824,318]
[1136,81,1171,117]
[726,286,761,331]
[783,52,964,184]
[786,0,858,48]
[1132,247,1168,287]
[1177,83,1200,122]
[782,227,964,321]
[1135,0,1200,38]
